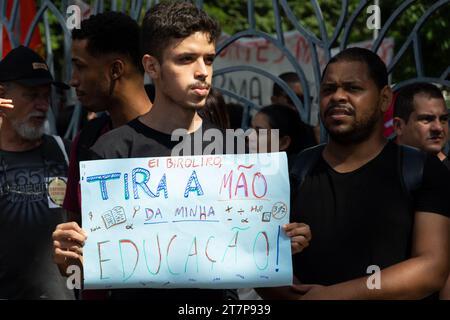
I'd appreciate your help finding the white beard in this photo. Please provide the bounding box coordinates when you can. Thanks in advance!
[11,111,46,141]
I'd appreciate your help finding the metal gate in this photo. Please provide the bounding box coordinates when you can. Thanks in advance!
[1,0,449,139]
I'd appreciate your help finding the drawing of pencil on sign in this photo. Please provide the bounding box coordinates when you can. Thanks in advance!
[80,153,292,289]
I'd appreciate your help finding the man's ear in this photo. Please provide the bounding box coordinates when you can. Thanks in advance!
[380,85,393,113]
[142,54,160,80]
[393,117,405,137]
[279,135,292,152]
[270,96,277,104]
[110,59,125,80]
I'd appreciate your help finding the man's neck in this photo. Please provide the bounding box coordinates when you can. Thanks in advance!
[437,151,446,161]
[108,79,152,128]
[0,123,42,152]
[140,95,203,135]
[396,137,447,161]
[323,129,387,173]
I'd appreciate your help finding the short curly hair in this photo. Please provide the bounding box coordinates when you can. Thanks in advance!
[72,11,143,73]
[141,1,221,62]
[321,47,388,90]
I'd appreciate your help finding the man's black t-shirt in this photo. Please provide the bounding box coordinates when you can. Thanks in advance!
[291,141,450,286]
[442,157,450,171]
[0,136,74,299]
[89,118,236,300]
[90,118,234,159]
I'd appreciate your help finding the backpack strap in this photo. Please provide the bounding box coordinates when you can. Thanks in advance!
[290,143,326,188]
[289,144,326,218]
[51,135,69,166]
[289,142,425,209]
[42,135,71,167]
[289,144,325,203]
[77,115,111,162]
[398,144,427,197]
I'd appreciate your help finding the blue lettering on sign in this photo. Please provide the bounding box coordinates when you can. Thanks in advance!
[87,173,121,200]
[124,173,129,200]
[154,174,168,199]
[132,168,169,199]
[132,168,154,199]
[184,170,204,198]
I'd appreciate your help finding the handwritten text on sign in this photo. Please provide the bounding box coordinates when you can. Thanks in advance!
[80,153,292,289]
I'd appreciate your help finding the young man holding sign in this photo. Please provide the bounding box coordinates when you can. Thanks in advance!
[53,1,310,300]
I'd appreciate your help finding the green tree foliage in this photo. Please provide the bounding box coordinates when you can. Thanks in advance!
[203,0,449,84]
[33,0,448,84]
[380,1,450,82]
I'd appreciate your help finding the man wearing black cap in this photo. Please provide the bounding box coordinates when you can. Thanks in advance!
[0,46,74,299]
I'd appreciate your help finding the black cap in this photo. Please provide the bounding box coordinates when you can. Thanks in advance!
[0,45,69,89]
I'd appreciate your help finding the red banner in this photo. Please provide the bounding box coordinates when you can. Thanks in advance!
[2,0,43,58]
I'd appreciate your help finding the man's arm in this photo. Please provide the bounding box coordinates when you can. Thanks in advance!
[439,273,450,299]
[297,211,449,300]
[256,277,302,300]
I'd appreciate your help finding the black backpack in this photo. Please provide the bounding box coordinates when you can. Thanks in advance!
[289,143,427,202]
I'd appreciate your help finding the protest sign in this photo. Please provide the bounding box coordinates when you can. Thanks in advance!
[80,153,292,289]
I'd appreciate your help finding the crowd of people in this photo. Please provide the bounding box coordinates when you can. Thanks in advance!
[0,1,449,300]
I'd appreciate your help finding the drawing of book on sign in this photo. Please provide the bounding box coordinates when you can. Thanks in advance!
[102,206,127,229]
